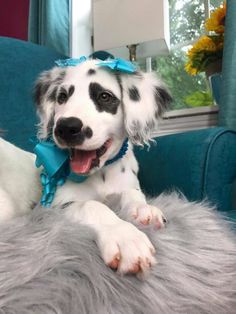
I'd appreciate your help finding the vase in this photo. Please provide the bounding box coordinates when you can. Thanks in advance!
[205,59,222,79]
[205,60,222,106]
[208,73,222,106]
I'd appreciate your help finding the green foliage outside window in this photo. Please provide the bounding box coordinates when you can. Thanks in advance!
[152,0,223,110]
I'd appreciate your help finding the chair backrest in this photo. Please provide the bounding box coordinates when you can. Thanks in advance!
[0,36,66,151]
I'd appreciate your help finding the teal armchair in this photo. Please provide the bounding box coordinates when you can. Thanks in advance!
[1,36,236,218]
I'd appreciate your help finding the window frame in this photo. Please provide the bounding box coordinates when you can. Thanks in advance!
[155,105,219,136]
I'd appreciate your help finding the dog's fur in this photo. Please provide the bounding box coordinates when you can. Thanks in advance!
[0,59,172,275]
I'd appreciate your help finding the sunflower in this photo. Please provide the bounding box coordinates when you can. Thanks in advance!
[185,35,223,75]
[185,2,225,76]
[185,62,198,76]
[205,2,226,34]
[191,35,218,52]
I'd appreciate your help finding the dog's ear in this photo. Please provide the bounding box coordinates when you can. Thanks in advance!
[119,72,172,145]
[33,67,66,139]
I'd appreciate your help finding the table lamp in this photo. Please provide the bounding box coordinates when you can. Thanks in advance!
[93,0,170,63]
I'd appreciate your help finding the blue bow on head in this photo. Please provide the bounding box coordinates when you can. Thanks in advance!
[96,58,137,73]
[55,56,87,67]
[55,56,137,73]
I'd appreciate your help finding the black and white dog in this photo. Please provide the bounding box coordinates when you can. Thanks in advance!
[0,58,172,275]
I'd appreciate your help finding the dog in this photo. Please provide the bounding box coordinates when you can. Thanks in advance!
[0,58,172,275]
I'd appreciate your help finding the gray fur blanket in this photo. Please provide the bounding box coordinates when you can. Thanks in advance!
[0,192,236,314]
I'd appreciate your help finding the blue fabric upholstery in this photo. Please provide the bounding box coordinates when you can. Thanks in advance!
[219,0,236,130]
[135,128,236,212]
[0,36,65,151]
[1,37,236,215]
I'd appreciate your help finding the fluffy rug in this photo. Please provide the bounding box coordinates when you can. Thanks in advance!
[0,192,236,314]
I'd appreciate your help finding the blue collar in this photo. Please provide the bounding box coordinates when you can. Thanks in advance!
[34,139,129,207]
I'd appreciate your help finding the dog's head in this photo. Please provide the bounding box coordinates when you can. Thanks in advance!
[34,59,172,174]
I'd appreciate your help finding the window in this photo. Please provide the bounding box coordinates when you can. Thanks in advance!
[152,0,223,111]
[143,0,224,136]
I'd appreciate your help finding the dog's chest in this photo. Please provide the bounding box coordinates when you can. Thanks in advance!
[55,150,139,206]
[88,151,140,200]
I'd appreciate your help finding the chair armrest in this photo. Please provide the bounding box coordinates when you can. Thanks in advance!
[134,127,236,211]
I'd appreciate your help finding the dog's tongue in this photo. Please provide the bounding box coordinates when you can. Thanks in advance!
[70,149,97,174]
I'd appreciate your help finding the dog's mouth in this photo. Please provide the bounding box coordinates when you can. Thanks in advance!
[69,139,112,174]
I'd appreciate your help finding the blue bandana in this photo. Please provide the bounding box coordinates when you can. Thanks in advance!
[34,139,129,208]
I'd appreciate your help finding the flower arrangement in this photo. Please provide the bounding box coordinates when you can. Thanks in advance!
[185,2,226,76]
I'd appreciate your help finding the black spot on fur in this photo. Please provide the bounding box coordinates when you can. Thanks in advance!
[30,202,37,210]
[34,70,66,106]
[88,69,96,75]
[101,172,106,182]
[89,82,120,114]
[115,73,123,100]
[48,86,58,103]
[132,169,137,176]
[154,86,172,116]
[34,81,50,105]
[84,127,93,138]
[60,201,75,209]
[121,166,125,173]
[128,86,141,101]
[53,70,66,85]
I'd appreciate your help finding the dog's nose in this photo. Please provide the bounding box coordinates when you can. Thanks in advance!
[55,117,83,141]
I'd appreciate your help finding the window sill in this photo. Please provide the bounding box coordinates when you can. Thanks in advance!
[153,105,219,137]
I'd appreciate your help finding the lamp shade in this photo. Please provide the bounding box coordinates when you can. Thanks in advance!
[93,0,170,59]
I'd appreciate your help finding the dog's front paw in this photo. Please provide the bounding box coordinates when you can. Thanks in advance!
[130,204,167,229]
[97,221,156,276]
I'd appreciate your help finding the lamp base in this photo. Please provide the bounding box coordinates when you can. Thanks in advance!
[126,44,138,62]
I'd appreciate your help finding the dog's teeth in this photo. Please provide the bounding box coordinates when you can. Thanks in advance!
[91,158,100,168]
[96,145,107,157]
[70,148,75,159]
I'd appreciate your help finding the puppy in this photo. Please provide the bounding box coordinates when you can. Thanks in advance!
[0,58,172,275]
[0,138,41,220]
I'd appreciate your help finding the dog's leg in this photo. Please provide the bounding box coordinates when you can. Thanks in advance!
[66,200,156,275]
[120,188,167,229]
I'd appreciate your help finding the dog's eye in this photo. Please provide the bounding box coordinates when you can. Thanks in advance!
[57,92,68,104]
[99,92,112,102]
